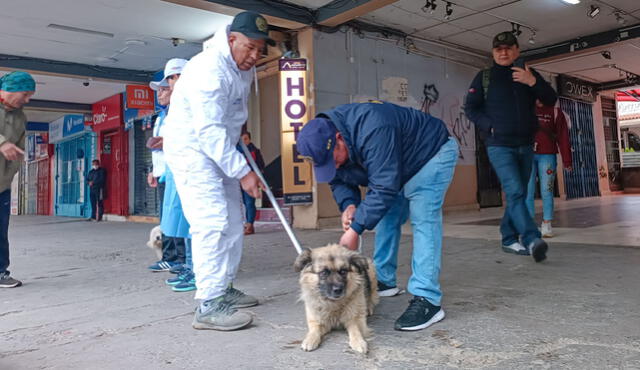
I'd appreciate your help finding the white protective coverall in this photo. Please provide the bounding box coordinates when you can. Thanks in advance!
[163,24,253,301]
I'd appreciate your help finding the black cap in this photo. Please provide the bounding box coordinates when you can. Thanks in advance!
[230,11,275,46]
[492,31,519,48]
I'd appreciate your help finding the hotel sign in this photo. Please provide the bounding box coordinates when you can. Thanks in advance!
[279,58,312,205]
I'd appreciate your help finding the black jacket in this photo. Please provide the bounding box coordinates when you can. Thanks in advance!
[87,167,106,191]
[464,63,557,147]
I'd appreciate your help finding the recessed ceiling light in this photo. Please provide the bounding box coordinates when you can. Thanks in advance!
[588,5,600,18]
[95,56,118,63]
[560,0,580,4]
[125,39,147,46]
[47,24,114,38]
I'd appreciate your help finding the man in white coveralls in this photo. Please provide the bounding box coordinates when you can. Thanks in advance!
[163,11,274,331]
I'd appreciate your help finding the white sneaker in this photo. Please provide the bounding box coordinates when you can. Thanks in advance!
[501,242,530,256]
[541,222,553,238]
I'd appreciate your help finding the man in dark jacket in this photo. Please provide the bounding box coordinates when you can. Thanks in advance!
[239,131,265,235]
[297,101,458,331]
[87,159,106,221]
[464,31,557,262]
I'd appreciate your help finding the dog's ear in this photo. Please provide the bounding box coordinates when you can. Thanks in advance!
[294,248,313,272]
[349,253,369,274]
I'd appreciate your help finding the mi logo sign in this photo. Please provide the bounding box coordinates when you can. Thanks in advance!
[126,85,155,110]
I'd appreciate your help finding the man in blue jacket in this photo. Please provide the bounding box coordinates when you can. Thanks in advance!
[297,101,458,331]
[465,31,557,262]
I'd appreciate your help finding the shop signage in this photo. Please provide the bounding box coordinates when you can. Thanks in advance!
[49,115,88,144]
[123,88,155,132]
[125,85,155,110]
[91,94,123,131]
[279,58,312,205]
[557,75,597,103]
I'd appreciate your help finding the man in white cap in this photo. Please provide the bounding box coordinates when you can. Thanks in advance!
[163,11,274,331]
[147,58,188,273]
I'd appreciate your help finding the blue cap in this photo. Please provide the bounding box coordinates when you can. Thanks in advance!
[297,118,337,183]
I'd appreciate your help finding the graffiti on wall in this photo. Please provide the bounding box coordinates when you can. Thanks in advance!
[420,83,475,165]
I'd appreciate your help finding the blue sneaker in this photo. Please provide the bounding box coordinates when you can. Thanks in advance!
[148,261,180,272]
[165,268,193,286]
[172,272,196,292]
[169,263,187,274]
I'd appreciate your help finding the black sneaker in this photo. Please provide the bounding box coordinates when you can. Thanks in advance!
[394,296,445,331]
[528,238,548,263]
[377,281,401,297]
[0,272,22,288]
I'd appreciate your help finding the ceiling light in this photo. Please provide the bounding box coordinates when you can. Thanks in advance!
[588,5,600,18]
[421,0,431,12]
[125,39,147,46]
[615,12,626,25]
[560,0,580,4]
[47,24,114,38]
[601,50,612,60]
[528,31,536,45]
[95,56,118,63]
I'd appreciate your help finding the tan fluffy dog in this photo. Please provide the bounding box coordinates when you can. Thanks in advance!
[294,243,379,353]
[146,225,163,260]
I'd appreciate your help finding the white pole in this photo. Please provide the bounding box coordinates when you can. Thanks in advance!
[240,142,303,255]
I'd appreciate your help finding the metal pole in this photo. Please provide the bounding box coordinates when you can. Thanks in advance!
[240,142,303,255]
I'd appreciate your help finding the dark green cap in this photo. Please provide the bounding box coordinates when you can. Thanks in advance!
[230,11,275,46]
[493,31,519,48]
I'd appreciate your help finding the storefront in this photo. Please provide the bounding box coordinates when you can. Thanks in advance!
[91,94,129,217]
[24,122,53,215]
[123,84,159,217]
[616,90,640,193]
[50,114,96,218]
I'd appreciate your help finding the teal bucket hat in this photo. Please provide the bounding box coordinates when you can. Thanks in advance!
[0,71,36,92]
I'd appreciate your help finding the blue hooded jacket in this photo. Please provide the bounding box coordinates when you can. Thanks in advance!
[320,101,450,234]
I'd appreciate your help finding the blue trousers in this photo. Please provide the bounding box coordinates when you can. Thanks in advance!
[486,145,541,246]
[0,190,11,274]
[242,190,256,224]
[373,138,458,306]
[526,154,557,222]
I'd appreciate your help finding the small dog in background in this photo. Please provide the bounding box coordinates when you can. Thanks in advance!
[294,243,379,354]
[146,225,163,260]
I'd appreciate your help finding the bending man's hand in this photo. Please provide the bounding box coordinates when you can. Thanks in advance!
[339,228,359,251]
[0,142,24,161]
[240,171,265,198]
[341,204,356,231]
[511,65,536,87]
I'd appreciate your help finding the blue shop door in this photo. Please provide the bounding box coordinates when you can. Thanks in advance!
[55,135,91,217]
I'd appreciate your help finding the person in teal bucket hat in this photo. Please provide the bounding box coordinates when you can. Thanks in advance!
[0,70,35,288]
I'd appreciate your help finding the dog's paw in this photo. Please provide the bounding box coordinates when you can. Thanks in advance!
[301,335,321,351]
[349,338,368,354]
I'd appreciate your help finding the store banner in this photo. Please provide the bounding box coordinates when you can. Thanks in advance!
[557,75,597,103]
[124,89,155,132]
[91,94,123,131]
[49,115,88,144]
[279,58,313,205]
[125,85,155,110]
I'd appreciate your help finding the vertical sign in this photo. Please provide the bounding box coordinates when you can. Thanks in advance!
[279,58,313,205]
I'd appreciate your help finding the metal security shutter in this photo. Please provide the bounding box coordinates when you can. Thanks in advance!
[559,97,601,199]
[133,119,159,216]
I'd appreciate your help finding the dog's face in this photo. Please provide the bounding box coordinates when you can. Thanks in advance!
[295,244,369,301]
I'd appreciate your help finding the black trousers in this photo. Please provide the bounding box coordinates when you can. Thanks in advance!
[0,190,11,274]
[89,189,104,221]
[156,179,185,263]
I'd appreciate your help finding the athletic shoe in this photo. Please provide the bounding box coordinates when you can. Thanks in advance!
[192,297,253,331]
[394,296,445,331]
[224,284,259,308]
[169,263,188,275]
[528,238,548,263]
[502,242,530,256]
[166,269,194,286]
[377,281,401,297]
[0,272,22,288]
[148,260,180,272]
[541,222,554,238]
[172,276,196,292]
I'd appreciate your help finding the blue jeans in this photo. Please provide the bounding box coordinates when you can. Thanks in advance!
[185,238,193,269]
[526,154,557,222]
[486,145,541,247]
[373,138,458,306]
[242,190,256,224]
[0,190,10,274]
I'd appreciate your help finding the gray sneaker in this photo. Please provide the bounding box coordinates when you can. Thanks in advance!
[192,297,253,331]
[225,284,259,308]
[0,272,22,288]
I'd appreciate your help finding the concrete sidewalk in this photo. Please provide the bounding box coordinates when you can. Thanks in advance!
[1,215,639,369]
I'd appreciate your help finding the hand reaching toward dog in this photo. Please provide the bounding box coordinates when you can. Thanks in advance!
[0,142,24,161]
[341,205,356,231]
[340,228,359,251]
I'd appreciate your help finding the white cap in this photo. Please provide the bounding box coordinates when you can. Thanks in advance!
[149,58,188,91]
